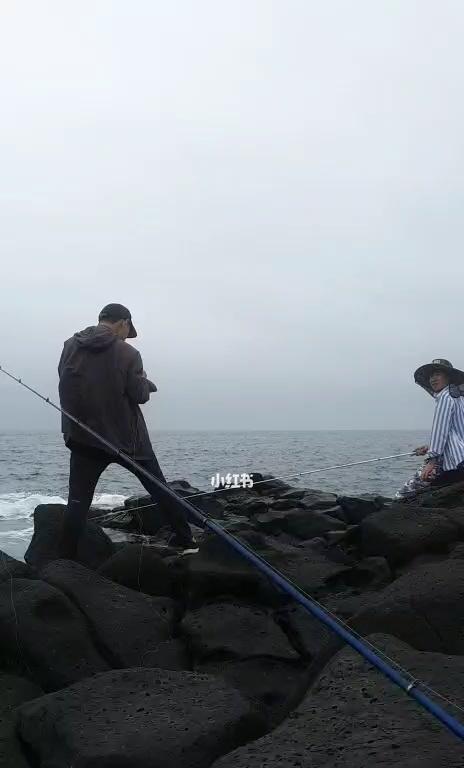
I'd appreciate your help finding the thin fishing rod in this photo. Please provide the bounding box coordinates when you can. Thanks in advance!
[96,450,414,525]
[2,364,463,741]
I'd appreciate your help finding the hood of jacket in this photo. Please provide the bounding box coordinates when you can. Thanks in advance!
[73,325,118,352]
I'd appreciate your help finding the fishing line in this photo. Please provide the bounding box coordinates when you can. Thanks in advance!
[94,451,415,525]
[2,364,464,741]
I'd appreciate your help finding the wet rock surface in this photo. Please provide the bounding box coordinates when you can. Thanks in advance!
[3,477,464,766]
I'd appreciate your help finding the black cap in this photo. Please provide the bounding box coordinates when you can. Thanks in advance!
[98,303,137,338]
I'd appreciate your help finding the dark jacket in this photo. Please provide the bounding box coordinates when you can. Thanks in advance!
[58,325,156,459]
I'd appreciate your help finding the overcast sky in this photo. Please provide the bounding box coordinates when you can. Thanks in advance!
[1,1,463,431]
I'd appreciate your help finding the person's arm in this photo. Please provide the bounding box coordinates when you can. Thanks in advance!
[427,392,454,459]
[125,350,152,404]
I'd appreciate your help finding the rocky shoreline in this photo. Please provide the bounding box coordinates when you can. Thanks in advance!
[1,474,464,765]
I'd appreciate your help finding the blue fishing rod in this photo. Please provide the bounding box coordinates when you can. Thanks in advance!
[1,363,464,742]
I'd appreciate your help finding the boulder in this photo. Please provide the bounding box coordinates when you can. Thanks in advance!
[25,504,114,570]
[0,578,109,690]
[97,544,175,597]
[40,560,175,668]
[250,473,292,495]
[139,638,191,671]
[17,668,262,768]
[415,480,464,508]
[0,674,42,768]
[359,504,460,565]
[262,543,351,598]
[182,602,300,663]
[254,508,345,540]
[337,494,387,523]
[177,534,275,606]
[275,604,334,660]
[212,634,464,768]
[298,490,338,511]
[325,556,392,590]
[351,559,464,654]
[0,551,36,583]
[199,656,306,730]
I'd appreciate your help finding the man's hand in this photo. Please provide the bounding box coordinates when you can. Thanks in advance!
[413,445,429,456]
[421,460,438,482]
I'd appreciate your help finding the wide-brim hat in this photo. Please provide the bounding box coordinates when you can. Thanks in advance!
[414,358,464,395]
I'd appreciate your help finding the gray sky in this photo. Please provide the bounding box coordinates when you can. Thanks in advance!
[1,1,463,431]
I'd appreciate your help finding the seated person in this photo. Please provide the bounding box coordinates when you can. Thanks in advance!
[396,358,464,499]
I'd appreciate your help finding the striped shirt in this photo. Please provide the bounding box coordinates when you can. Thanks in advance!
[428,386,464,470]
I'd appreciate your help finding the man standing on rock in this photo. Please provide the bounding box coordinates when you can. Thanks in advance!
[57,303,199,558]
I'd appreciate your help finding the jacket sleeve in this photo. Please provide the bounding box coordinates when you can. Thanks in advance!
[428,392,454,458]
[125,349,151,404]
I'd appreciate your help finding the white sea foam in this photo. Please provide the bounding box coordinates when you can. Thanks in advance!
[0,492,126,521]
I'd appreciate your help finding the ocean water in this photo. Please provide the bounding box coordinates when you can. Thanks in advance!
[0,430,427,560]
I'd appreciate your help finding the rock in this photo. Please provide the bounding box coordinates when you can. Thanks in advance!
[211,634,464,768]
[0,674,42,768]
[178,534,275,606]
[140,638,191,671]
[275,604,334,660]
[17,668,262,768]
[40,560,175,668]
[320,504,347,522]
[415,480,464,508]
[250,473,292,495]
[325,556,392,590]
[262,543,351,597]
[254,508,345,540]
[351,559,464,654]
[360,504,459,565]
[199,656,306,730]
[337,494,386,523]
[298,490,338,511]
[450,542,464,559]
[97,544,175,597]
[0,578,109,690]
[182,602,300,662]
[25,504,114,570]
[230,498,270,517]
[271,498,303,511]
[0,551,36,582]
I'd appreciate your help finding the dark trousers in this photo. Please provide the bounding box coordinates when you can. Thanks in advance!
[60,442,193,559]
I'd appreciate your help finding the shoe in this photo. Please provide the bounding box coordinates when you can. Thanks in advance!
[167,536,199,555]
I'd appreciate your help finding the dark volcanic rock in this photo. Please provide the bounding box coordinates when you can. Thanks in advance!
[337,493,386,523]
[415,480,464,508]
[40,560,175,668]
[0,578,109,690]
[17,667,262,768]
[182,602,300,662]
[250,473,292,495]
[211,634,464,768]
[360,504,459,565]
[298,490,338,510]
[199,656,306,730]
[0,674,42,768]
[275,604,334,660]
[25,504,114,570]
[97,544,175,597]
[351,559,464,654]
[0,550,36,582]
[262,543,350,597]
[139,638,191,671]
[178,534,274,606]
[254,508,345,540]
